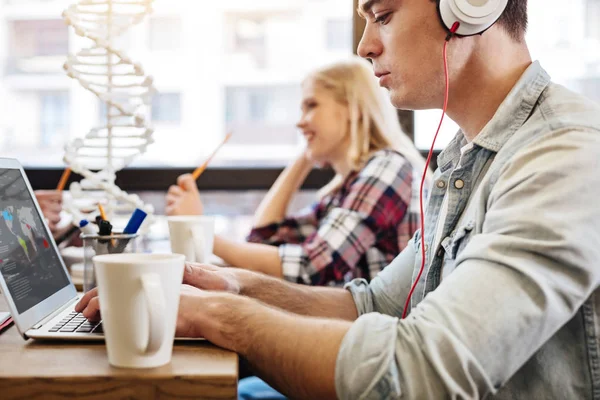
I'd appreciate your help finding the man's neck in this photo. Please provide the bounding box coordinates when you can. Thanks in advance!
[446,38,532,141]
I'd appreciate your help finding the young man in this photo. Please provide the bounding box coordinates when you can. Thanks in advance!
[78,0,600,398]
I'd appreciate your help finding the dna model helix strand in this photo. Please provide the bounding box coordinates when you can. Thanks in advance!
[62,0,156,229]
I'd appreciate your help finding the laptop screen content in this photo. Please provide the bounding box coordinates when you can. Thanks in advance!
[0,169,70,314]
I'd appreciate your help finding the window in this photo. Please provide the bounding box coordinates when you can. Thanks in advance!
[151,93,181,124]
[0,0,353,168]
[414,0,600,150]
[9,20,68,58]
[40,91,70,147]
[6,19,68,75]
[414,111,459,151]
[229,16,267,68]
[97,100,107,123]
[225,85,300,147]
[326,19,352,51]
[587,0,600,40]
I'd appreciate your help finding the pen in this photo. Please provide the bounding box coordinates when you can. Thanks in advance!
[98,204,107,221]
[191,132,233,180]
[97,219,113,255]
[123,208,147,234]
[78,219,97,236]
[112,208,147,253]
[56,168,71,191]
[98,220,112,243]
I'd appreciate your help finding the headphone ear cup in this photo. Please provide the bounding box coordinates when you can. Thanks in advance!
[437,0,509,37]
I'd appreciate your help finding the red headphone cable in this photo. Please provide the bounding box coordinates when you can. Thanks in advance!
[402,21,460,319]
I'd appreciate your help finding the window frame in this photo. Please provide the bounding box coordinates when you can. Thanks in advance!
[25,166,335,191]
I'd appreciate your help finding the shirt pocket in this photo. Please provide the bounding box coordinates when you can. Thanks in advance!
[441,219,475,261]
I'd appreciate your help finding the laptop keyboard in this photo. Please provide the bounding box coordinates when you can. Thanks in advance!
[49,311,103,334]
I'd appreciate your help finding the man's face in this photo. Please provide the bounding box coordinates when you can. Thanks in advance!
[357,0,457,110]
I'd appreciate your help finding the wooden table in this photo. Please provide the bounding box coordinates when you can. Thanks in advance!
[0,298,238,399]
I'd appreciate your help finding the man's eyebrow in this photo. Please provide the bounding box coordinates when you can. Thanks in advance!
[357,0,382,19]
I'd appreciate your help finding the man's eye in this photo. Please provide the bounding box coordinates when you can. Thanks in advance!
[374,13,390,24]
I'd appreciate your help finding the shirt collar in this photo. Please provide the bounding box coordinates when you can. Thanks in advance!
[437,61,551,170]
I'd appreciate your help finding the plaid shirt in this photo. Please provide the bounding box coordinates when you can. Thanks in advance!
[247,149,422,286]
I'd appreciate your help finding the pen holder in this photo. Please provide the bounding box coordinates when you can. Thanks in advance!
[82,232,140,293]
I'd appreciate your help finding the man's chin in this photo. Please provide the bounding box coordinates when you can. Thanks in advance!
[388,91,411,110]
[388,90,424,111]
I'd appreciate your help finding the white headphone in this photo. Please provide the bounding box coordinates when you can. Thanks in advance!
[437,0,509,36]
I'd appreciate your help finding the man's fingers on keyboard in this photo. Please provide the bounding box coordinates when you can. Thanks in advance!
[82,297,101,321]
[75,288,98,312]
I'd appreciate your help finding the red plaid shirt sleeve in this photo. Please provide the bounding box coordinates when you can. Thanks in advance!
[247,203,320,245]
[279,150,413,285]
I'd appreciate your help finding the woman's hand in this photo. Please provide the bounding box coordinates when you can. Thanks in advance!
[166,174,204,216]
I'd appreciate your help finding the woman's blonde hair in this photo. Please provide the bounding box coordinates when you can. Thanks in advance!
[306,56,428,197]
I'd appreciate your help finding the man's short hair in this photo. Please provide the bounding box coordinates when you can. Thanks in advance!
[434,0,528,42]
[497,0,528,41]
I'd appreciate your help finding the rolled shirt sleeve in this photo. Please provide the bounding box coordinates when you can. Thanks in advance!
[344,237,417,317]
[247,203,319,245]
[336,313,403,399]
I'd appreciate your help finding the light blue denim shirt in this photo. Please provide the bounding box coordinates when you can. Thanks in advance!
[336,61,600,399]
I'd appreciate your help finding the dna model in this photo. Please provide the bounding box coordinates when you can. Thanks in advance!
[62,0,156,229]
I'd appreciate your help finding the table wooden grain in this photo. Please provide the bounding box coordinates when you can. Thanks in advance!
[0,297,238,400]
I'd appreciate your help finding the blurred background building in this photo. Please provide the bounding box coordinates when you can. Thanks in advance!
[0,0,352,166]
[0,0,598,161]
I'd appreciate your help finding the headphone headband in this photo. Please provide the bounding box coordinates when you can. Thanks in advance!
[437,0,509,37]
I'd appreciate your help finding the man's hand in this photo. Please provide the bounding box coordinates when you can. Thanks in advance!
[75,288,101,321]
[165,174,204,216]
[75,283,253,352]
[75,263,252,320]
[35,190,63,233]
[183,262,256,294]
[175,285,253,352]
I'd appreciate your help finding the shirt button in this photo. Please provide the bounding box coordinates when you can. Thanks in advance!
[436,180,446,189]
[454,179,465,189]
[437,248,444,257]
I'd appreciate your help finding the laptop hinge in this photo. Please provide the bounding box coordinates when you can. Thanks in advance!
[31,297,79,330]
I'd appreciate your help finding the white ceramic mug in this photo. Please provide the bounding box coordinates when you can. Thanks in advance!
[167,216,215,263]
[93,253,185,368]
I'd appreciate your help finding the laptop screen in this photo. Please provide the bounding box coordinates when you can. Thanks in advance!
[0,169,70,314]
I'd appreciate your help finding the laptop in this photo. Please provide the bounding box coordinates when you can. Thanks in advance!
[0,158,197,341]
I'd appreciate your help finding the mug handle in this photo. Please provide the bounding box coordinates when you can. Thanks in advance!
[140,273,166,355]
[190,226,205,263]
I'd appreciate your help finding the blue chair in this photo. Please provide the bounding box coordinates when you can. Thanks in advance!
[238,376,287,400]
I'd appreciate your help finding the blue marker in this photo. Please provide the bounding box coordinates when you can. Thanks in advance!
[78,219,97,236]
[123,208,147,235]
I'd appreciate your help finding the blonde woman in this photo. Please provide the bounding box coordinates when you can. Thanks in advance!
[166,56,427,286]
